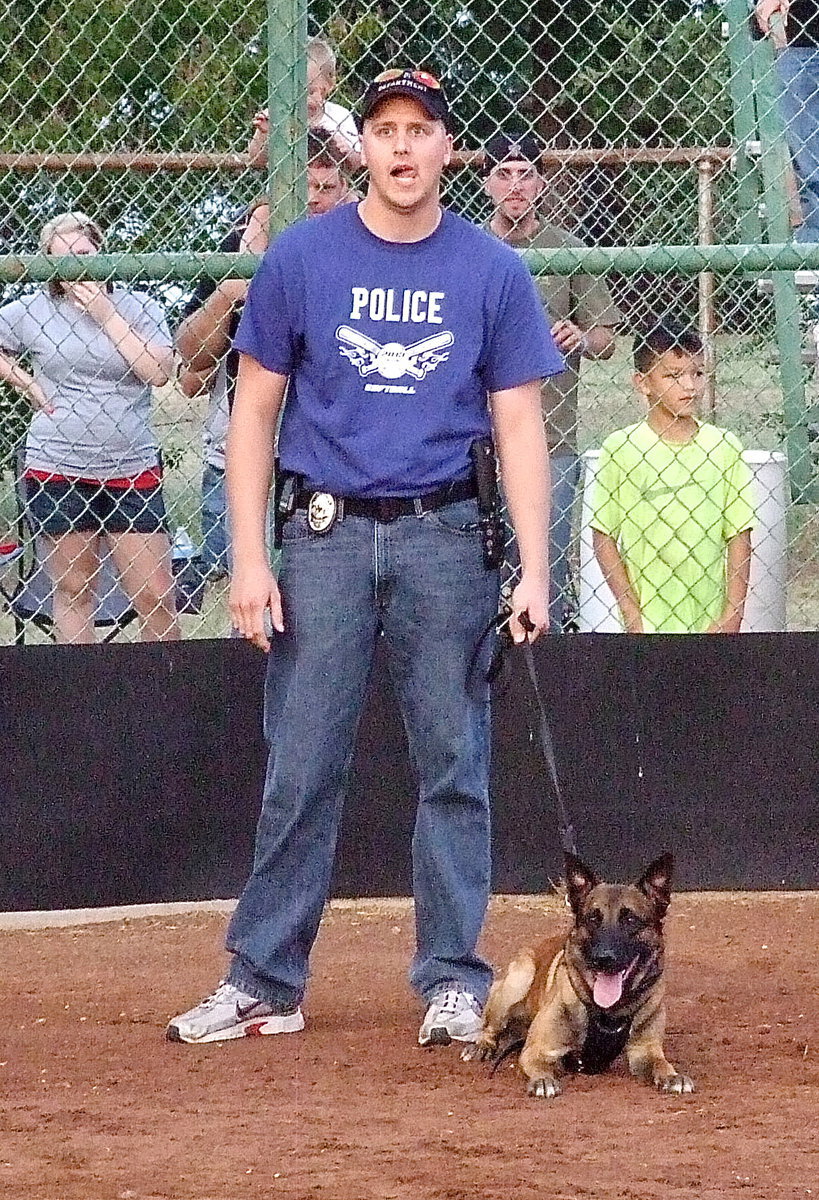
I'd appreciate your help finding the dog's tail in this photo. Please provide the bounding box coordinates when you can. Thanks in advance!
[489,1037,526,1075]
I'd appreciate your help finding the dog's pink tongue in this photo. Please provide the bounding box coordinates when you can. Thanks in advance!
[593,971,624,1008]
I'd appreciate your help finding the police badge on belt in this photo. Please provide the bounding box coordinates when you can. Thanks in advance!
[307,492,338,533]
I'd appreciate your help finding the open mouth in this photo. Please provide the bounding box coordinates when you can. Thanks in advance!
[390,164,417,180]
[591,955,640,1009]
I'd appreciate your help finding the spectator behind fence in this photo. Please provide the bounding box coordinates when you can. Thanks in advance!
[305,128,358,214]
[756,0,819,241]
[483,132,622,631]
[166,67,562,1049]
[0,212,179,643]
[307,37,361,168]
[246,37,361,176]
[176,196,269,579]
[177,130,357,577]
[591,322,756,634]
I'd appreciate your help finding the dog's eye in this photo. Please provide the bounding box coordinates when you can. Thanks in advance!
[619,908,644,930]
[586,908,603,927]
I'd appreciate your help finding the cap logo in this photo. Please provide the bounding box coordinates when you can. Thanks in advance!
[379,77,425,95]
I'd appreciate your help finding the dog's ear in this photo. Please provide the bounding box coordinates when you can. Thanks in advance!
[636,852,674,921]
[564,853,599,915]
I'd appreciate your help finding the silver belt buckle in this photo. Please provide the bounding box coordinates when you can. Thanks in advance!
[307,491,337,533]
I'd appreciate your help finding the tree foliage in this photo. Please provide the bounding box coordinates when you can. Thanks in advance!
[0,0,731,253]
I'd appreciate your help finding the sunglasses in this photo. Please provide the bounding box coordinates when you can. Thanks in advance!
[373,68,442,90]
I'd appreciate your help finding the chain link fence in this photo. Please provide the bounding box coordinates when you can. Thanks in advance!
[1,0,818,641]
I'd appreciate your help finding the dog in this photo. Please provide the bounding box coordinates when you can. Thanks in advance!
[462,852,695,1099]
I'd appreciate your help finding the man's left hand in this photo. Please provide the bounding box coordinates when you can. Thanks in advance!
[550,318,586,356]
[509,574,549,643]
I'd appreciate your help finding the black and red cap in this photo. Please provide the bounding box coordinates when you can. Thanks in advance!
[357,69,451,132]
[483,132,543,175]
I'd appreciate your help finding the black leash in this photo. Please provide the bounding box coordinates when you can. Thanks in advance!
[486,611,578,857]
[518,630,578,857]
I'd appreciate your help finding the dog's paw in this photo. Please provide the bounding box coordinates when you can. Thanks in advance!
[659,1072,696,1095]
[527,1076,562,1099]
[460,1039,495,1063]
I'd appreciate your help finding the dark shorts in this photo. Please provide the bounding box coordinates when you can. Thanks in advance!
[25,477,167,536]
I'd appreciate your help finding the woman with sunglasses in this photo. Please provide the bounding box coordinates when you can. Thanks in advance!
[168,70,563,1052]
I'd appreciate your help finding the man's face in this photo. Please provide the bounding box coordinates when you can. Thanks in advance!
[360,95,451,213]
[484,159,543,223]
[308,163,347,216]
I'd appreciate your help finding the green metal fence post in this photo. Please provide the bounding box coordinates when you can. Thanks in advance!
[724,0,763,243]
[267,0,307,233]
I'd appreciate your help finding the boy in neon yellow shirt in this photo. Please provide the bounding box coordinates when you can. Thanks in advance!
[592,322,756,633]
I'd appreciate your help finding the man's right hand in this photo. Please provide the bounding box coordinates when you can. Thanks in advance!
[229,561,284,652]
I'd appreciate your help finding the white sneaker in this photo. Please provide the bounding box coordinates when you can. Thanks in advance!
[418,988,483,1046]
[166,981,304,1044]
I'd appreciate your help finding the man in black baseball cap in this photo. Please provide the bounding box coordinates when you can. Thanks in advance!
[484,129,622,631]
[483,131,543,175]
[166,56,563,1056]
[357,68,451,131]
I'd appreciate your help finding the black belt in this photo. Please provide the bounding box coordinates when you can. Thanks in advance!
[295,478,477,523]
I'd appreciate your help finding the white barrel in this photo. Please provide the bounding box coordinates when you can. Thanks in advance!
[576,448,788,633]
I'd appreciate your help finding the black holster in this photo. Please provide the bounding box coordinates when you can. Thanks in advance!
[470,437,504,570]
[273,465,299,549]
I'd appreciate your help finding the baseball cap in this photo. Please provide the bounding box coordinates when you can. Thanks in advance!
[483,132,543,175]
[357,68,451,131]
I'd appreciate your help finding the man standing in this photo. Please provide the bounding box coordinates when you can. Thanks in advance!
[484,133,622,630]
[167,70,562,1048]
[756,0,819,241]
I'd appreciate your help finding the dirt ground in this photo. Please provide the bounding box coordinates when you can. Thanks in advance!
[1,892,817,1200]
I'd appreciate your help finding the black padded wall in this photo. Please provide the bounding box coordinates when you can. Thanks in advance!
[0,634,816,911]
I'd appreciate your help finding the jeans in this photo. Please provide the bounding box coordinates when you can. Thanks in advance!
[225,497,499,1008]
[549,452,581,632]
[201,463,230,578]
[777,46,819,242]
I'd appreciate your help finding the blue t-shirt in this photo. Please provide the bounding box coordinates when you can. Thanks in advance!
[234,203,564,497]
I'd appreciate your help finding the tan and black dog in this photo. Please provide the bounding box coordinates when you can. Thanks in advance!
[462,852,695,1099]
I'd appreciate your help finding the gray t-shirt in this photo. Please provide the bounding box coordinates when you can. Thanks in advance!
[0,286,172,477]
[485,220,623,453]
